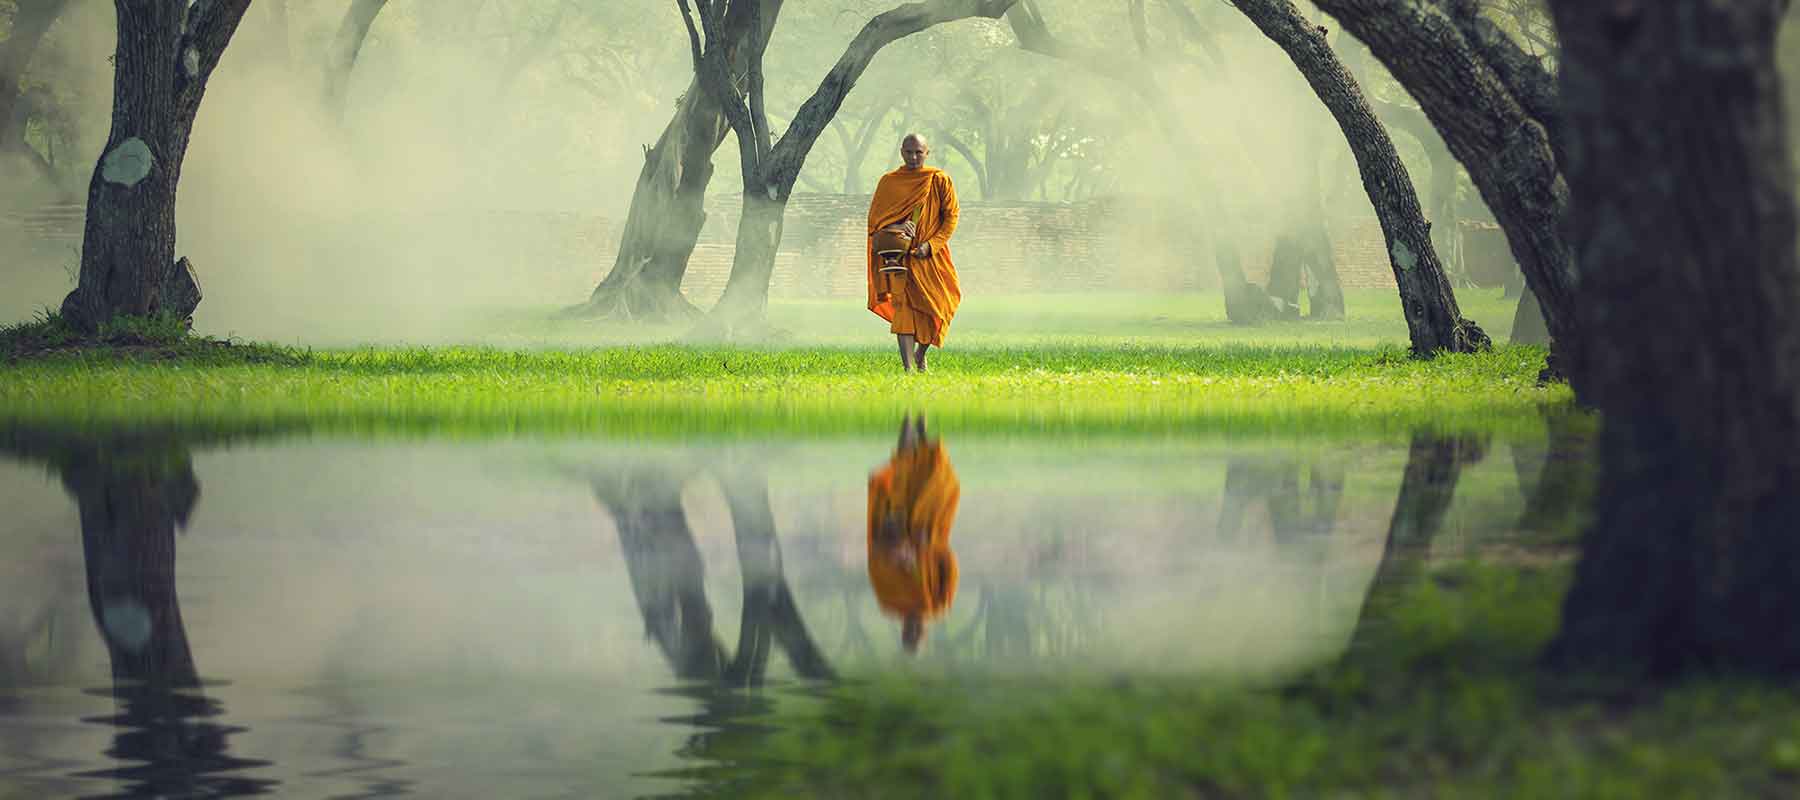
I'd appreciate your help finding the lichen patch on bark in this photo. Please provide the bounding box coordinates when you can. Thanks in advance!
[100,137,155,187]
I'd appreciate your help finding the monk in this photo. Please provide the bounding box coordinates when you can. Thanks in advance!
[867,134,963,372]
[867,414,961,653]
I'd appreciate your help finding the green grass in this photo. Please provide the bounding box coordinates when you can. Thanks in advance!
[0,289,1564,438]
[692,564,1800,799]
[0,343,1567,438]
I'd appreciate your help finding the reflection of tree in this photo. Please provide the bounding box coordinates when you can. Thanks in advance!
[1509,408,1594,535]
[592,461,730,680]
[589,457,832,686]
[716,464,834,683]
[1218,456,1346,544]
[1345,432,1490,654]
[0,426,275,797]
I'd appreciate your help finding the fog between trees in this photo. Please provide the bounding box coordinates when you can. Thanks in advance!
[3,0,1534,344]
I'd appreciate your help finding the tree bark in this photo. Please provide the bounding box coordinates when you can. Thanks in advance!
[690,0,1020,338]
[1231,0,1489,355]
[0,0,68,154]
[592,463,729,681]
[1544,0,1800,676]
[1312,0,1579,379]
[717,464,833,683]
[568,0,769,322]
[322,0,387,120]
[60,1,252,333]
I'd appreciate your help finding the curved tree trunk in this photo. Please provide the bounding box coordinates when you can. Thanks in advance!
[323,0,387,120]
[0,0,68,154]
[568,1,770,323]
[60,1,252,333]
[1231,0,1489,355]
[691,0,1020,339]
[1312,0,1578,382]
[570,82,728,322]
[1544,0,1800,676]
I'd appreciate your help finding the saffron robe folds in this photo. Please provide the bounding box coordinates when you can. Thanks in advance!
[866,166,963,347]
[866,440,961,620]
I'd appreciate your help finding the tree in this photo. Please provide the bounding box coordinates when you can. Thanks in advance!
[1310,0,1579,382]
[58,1,255,333]
[567,0,770,322]
[0,0,69,175]
[1230,0,1488,353]
[322,0,388,120]
[685,0,1022,339]
[1544,0,1800,676]
[1015,0,1481,354]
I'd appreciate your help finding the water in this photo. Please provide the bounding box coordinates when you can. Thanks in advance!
[0,417,1589,798]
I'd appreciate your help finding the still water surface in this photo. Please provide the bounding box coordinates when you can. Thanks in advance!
[0,417,1585,798]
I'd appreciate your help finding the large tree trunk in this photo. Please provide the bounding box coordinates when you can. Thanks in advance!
[60,1,252,333]
[1544,0,1800,676]
[569,1,771,323]
[1313,1,1579,381]
[1231,0,1489,355]
[0,0,67,154]
[690,0,1019,338]
[322,0,387,119]
[694,193,786,339]
[570,81,729,322]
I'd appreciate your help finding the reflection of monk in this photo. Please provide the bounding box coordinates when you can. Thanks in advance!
[867,415,960,652]
[867,133,962,373]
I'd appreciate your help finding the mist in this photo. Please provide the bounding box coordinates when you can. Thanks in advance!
[4,0,1537,345]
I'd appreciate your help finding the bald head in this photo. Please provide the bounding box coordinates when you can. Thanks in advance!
[900,133,930,171]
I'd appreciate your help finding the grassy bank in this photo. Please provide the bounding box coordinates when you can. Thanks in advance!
[0,343,1567,438]
[698,564,1800,799]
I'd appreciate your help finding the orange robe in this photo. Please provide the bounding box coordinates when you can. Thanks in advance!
[866,441,961,619]
[867,167,963,347]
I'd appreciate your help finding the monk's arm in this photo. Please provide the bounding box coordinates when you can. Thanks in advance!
[928,176,960,250]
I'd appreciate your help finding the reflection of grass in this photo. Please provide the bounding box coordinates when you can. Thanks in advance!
[0,343,1569,436]
[701,565,1800,798]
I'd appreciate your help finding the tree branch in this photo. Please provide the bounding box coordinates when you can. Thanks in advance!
[762,0,1021,193]
[1441,0,1564,163]
[677,0,705,73]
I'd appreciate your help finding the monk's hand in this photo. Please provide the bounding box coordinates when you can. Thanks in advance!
[912,241,932,258]
[899,220,918,239]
